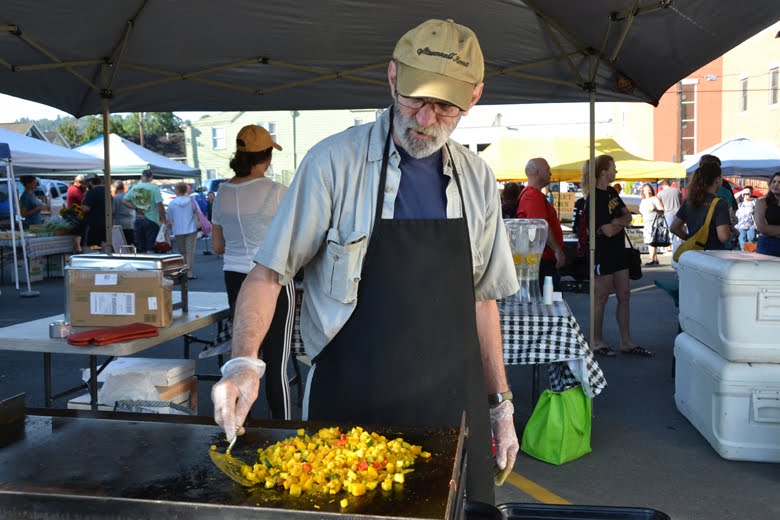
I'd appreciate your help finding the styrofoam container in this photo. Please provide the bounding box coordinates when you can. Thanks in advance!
[678,250,780,362]
[675,332,780,462]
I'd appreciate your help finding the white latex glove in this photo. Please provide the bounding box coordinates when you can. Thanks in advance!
[211,357,266,441]
[490,400,519,478]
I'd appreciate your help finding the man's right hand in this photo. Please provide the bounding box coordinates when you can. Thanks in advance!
[211,357,265,440]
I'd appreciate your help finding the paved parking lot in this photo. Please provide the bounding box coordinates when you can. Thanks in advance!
[0,243,776,519]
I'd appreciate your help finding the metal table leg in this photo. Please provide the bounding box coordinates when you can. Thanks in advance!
[531,364,541,408]
[89,355,98,411]
[43,353,52,407]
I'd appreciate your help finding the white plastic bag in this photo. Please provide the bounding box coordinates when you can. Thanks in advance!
[155,223,172,252]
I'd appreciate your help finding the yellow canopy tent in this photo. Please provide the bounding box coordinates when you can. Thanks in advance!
[480,136,685,182]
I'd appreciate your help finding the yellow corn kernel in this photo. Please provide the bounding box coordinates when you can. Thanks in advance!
[381,478,393,491]
[340,498,348,508]
[393,472,405,484]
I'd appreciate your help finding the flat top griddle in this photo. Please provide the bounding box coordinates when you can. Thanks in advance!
[0,409,464,519]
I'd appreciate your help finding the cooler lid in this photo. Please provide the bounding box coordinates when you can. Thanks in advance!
[678,250,780,282]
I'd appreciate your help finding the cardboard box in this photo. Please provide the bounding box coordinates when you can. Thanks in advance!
[81,357,195,387]
[67,376,198,413]
[2,256,44,284]
[68,269,173,327]
[45,254,66,278]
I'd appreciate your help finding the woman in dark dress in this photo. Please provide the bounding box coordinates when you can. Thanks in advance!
[582,155,650,358]
[754,172,780,257]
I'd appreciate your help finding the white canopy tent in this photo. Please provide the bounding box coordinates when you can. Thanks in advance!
[0,128,104,172]
[0,130,103,296]
[683,136,780,179]
[73,133,199,179]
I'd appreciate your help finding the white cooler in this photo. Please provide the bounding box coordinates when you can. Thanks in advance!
[678,250,780,362]
[675,332,780,462]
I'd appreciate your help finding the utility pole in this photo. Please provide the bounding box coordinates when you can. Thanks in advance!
[138,112,145,147]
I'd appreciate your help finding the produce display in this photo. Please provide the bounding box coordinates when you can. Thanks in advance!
[211,426,430,500]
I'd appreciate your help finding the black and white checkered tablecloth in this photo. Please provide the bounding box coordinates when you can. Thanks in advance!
[500,299,606,397]
[291,291,606,397]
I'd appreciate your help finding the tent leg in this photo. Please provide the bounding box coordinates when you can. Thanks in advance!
[101,64,114,253]
[5,173,20,291]
[587,89,596,352]
[9,162,39,297]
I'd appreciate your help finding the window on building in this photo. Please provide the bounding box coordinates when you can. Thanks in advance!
[212,128,226,149]
[257,122,278,142]
[680,82,696,157]
[770,67,779,106]
[206,169,218,179]
[740,78,748,112]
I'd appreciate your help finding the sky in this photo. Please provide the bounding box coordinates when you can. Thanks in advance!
[0,93,215,124]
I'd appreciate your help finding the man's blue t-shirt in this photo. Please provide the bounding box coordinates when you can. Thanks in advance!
[393,147,448,220]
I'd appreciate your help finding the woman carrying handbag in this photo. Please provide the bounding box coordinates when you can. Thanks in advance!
[167,183,200,279]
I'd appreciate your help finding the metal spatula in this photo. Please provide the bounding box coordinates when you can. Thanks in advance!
[209,435,255,487]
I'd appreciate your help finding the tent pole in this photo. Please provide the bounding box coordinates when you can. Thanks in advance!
[588,89,596,352]
[5,167,20,291]
[101,63,113,252]
[9,161,39,297]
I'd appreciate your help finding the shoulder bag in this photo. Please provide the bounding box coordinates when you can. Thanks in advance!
[624,230,642,280]
[191,196,212,235]
[672,198,719,262]
[650,213,671,248]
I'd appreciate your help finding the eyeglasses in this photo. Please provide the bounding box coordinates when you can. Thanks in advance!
[395,89,462,117]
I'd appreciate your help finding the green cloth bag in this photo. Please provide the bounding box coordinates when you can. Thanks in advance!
[521,386,592,465]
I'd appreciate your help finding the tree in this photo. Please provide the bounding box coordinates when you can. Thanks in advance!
[57,120,81,147]
[80,116,104,143]
[145,112,183,135]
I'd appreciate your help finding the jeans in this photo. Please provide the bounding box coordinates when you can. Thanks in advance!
[134,218,160,253]
[738,228,756,251]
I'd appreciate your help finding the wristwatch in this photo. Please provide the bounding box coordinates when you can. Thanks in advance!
[488,391,513,407]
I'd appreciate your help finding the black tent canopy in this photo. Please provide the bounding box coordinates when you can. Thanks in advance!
[2,1,779,115]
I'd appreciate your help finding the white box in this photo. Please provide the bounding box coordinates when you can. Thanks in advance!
[678,250,780,362]
[675,332,780,462]
[81,358,195,387]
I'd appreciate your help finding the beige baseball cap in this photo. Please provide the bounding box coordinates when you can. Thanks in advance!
[236,125,282,152]
[392,19,484,111]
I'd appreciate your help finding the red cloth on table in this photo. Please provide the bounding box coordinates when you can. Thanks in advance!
[68,323,159,346]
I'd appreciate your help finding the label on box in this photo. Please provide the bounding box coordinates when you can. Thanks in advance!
[90,292,135,315]
[148,297,158,310]
[94,273,118,286]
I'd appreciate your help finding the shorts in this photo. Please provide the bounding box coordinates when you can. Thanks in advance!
[594,247,629,276]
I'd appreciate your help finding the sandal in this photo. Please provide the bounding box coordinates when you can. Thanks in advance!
[621,346,654,357]
[594,346,617,357]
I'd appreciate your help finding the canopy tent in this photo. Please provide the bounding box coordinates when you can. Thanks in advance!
[481,136,686,182]
[0,129,101,297]
[2,2,779,114]
[3,0,779,350]
[683,136,780,179]
[73,134,199,179]
[0,128,104,172]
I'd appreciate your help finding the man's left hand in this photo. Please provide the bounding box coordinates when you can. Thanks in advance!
[490,400,519,475]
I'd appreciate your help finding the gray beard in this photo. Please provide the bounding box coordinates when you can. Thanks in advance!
[392,102,460,159]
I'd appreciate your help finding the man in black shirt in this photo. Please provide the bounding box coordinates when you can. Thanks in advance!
[80,173,107,250]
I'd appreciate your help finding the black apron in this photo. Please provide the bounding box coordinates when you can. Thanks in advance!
[308,111,494,503]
